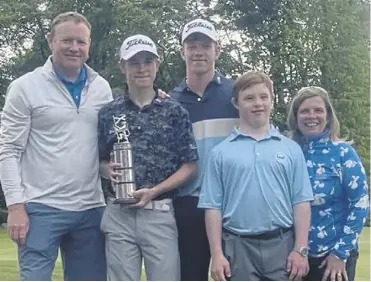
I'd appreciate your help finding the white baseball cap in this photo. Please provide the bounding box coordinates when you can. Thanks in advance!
[120,34,159,60]
[181,19,218,43]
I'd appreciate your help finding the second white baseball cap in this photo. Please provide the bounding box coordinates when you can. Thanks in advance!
[181,19,218,43]
[120,34,159,60]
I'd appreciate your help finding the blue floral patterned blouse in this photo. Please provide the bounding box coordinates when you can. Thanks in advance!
[300,132,369,260]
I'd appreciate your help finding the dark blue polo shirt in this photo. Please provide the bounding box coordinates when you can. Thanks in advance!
[171,73,239,196]
[98,91,199,200]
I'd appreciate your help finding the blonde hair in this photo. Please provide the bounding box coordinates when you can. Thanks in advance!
[50,11,91,37]
[233,71,274,101]
[287,86,343,142]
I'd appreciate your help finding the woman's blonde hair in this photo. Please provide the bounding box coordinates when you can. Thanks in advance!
[287,86,343,142]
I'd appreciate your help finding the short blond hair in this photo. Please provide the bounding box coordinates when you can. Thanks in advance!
[233,71,274,101]
[287,86,343,142]
[50,11,91,37]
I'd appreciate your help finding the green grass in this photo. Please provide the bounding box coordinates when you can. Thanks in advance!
[0,231,63,280]
[0,228,369,281]
[356,227,370,281]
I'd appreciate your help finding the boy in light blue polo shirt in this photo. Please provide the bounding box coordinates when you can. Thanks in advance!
[198,71,314,281]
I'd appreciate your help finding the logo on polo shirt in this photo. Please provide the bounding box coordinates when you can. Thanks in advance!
[126,38,154,50]
[276,152,286,162]
[185,21,213,33]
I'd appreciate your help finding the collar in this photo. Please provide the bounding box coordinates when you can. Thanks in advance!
[229,125,282,142]
[300,128,330,145]
[175,72,224,92]
[123,88,164,108]
[43,56,98,83]
[54,64,86,84]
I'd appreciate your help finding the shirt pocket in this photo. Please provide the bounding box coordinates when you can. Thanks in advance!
[311,170,339,207]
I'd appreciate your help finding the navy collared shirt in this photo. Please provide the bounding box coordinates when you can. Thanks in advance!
[55,66,87,107]
[171,72,238,123]
[98,92,199,200]
[171,72,240,196]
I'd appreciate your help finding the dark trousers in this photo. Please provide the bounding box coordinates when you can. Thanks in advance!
[173,196,211,281]
[303,250,359,281]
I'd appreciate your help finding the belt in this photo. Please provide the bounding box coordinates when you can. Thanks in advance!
[143,198,172,212]
[223,226,292,240]
[190,188,200,197]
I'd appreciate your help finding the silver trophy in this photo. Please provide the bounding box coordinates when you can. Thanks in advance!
[111,115,138,204]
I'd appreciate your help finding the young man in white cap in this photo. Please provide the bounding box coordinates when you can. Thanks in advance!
[98,34,199,281]
[171,19,239,281]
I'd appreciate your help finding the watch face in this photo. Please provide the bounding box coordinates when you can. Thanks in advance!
[301,247,309,256]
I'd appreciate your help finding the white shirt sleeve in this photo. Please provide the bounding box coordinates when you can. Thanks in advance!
[0,79,32,206]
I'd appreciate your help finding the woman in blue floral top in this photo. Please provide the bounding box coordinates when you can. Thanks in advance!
[287,86,369,281]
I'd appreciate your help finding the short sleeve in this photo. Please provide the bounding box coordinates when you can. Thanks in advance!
[198,148,223,209]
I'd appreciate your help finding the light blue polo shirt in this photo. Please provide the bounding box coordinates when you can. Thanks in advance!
[55,66,87,107]
[198,126,314,235]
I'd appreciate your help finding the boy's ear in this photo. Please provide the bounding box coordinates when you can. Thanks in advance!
[119,61,126,75]
[231,97,238,110]
[180,47,185,61]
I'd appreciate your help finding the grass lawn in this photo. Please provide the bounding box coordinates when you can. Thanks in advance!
[356,227,370,281]
[0,230,63,281]
[0,228,369,281]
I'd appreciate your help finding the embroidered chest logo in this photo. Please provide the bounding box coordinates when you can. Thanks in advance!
[275,152,286,161]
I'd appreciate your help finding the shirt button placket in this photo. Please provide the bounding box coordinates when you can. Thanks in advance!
[137,111,142,130]
[255,142,261,165]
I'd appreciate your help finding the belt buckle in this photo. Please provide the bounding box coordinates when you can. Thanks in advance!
[148,201,170,212]
[160,204,170,212]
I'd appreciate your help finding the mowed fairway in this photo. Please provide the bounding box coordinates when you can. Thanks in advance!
[0,228,369,281]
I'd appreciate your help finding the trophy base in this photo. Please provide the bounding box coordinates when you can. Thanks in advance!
[113,198,138,204]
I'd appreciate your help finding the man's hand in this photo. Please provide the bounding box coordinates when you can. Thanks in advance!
[7,203,29,245]
[287,251,309,280]
[319,254,348,281]
[128,188,155,209]
[210,254,231,281]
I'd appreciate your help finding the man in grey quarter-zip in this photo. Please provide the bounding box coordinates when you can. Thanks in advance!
[0,12,112,281]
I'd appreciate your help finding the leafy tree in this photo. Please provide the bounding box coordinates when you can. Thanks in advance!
[211,0,370,171]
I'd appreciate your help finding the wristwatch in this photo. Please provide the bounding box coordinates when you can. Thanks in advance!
[294,247,309,257]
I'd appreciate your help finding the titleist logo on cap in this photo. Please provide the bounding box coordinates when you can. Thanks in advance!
[185,21,213,32]
[126,38,154,50]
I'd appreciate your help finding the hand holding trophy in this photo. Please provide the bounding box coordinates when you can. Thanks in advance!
[111,114,138,204]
